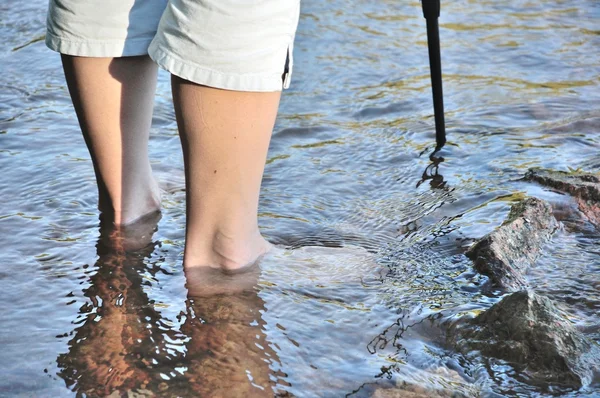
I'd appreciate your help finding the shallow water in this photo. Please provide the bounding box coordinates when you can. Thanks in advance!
[1,0,599,397]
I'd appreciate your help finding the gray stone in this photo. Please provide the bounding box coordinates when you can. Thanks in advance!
[371,386,448,398]
[448,290,600,389]
[466,197,558,290]
[370,366,478,398]
[127,388,155,398]
[524,168,600,227]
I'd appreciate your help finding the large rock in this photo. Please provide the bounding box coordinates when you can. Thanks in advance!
[448,290,600,389]
[525,168,600,227]
[466,197,558,290]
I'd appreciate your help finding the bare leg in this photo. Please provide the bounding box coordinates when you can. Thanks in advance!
[62,55,161,225]
[171,76,279,271]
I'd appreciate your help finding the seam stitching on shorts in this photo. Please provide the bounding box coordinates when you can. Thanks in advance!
[46,31,155,44]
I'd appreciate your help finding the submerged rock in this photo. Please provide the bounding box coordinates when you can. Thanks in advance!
[448,290,600,389]
[525,168,600,227]
[371,366,476,398]
[466,197,558,290]
[127,389,155,398]
[370,364,479,398]
[372,386,451,398]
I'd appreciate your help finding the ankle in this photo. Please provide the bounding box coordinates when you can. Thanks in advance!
[98,178,161,226]
[183,229,270,271]
[213,230,270,270]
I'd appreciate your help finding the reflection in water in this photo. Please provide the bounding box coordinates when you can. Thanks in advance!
[57,227,284,397]
[181,288,287,397]
[417,149,447,191]
[56,233,173,396]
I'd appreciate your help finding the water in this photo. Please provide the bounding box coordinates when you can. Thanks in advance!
[1,0,599,396]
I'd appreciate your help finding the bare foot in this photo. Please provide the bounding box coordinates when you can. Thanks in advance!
[99,210,162,252]
[260,245,383,292]
[185,244,381,298]
[183,230,271,272]
[98,177,162,226]
[185,260,262,297]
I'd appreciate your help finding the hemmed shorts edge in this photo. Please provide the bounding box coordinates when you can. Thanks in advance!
[45,30,154,57]
[148,44,286,93]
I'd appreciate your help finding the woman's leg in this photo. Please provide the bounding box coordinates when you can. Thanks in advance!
[171,76,279,271]
[61,55,161,226]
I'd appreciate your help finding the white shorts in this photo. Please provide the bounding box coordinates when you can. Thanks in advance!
[46,0,300,92]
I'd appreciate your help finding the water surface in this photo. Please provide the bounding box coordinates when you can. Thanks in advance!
[1,0,599,396]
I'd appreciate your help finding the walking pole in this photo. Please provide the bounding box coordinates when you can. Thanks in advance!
[421,0,446,149]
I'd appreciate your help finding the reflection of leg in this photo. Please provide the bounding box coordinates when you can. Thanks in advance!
[57,241,161,396]
[62,55,161,226]
[183,291,280,397]
[172,77,279,271]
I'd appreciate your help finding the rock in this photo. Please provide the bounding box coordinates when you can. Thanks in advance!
[370,366,477,398]
[524,168,600,227]
[127,389,155,398]
[157,382,169,392]
[371,383,464,398]
[448,290,600,389]
[466,197,558,290]
[371,386,442,398]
